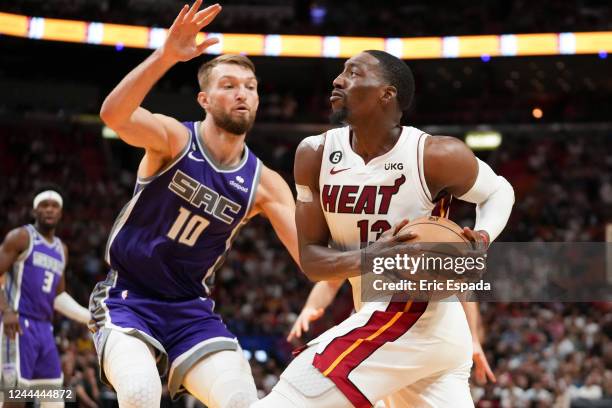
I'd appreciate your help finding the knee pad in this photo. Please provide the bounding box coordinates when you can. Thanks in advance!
[184,349,257,408]
[114,371,162,408]
[103,330,162,408]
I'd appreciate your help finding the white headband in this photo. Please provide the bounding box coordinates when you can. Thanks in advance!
[33,190,63,209]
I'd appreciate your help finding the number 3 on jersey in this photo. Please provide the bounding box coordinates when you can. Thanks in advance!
[167,207,210,247]
[42,271,54,293]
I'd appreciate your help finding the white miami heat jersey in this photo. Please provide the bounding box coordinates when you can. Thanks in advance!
[318,125,436,310]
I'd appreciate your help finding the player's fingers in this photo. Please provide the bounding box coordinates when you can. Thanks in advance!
[302,317,310,333]
[392,219,410,236]
[294,322,302,338]
[287,328,296,342]
[462,227,479,242]
[312,308,324,320]
[195,4,222,27]
[394,230,417,242]
[474,366,486,384]
[483,358,497,383]
[196,37,220,54]
[174,4,190,25]
[185,0,203,21]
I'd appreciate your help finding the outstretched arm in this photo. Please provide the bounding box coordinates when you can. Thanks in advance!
[54,245,90,325]
[99,1,221,176]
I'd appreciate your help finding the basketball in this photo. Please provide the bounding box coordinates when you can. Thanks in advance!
[394,216,480,302]
[398,216,470,246]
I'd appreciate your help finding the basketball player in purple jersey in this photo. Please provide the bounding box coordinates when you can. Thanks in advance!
[90,2,299,407]
[0,188,91,408]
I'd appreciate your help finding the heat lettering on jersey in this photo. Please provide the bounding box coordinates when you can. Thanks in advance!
[168,170,242,224]
[321,175,406,214]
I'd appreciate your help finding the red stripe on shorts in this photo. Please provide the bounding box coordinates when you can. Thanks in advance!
[312,301,428,408]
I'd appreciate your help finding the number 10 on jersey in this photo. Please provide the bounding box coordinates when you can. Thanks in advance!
[167,207,210,247]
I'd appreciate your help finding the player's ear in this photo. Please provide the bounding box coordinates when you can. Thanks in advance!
[381,85,397,106]
[197,91,209,110]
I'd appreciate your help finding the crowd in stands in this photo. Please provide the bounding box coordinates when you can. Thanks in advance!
[1,117,610,407]
[3,0,612,38]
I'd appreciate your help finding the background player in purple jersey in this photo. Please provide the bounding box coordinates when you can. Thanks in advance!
[91,2,299,408]
[0,188,91,408]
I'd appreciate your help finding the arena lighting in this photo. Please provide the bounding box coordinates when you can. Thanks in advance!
[102,126,119,139]
[465,130,502,150]
[1,12,612,59]
[532,108,544,119]
[243,349,253,361]
[254,350,268,363]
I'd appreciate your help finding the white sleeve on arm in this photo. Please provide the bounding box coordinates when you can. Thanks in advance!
[457,158,515,242]
[54,292,91,324]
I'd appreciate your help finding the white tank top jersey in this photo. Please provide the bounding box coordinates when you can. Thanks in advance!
[317,125,436,311]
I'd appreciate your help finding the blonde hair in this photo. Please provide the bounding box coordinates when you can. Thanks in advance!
[197,54,256,90]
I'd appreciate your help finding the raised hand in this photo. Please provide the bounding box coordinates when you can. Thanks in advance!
[161,1,222,63]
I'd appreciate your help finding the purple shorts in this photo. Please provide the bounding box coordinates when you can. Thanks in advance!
[1,316,62,386]
[89,271,238,398]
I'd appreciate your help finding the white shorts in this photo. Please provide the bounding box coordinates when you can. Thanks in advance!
[287,300,474,407]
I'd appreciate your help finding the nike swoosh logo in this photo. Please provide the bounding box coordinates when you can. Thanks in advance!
[330,167,351,175]
[188,151,205,162]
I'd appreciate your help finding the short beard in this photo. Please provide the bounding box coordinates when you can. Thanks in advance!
[329,107,348,125]
[211,110,255,136]
[36,220,57,232]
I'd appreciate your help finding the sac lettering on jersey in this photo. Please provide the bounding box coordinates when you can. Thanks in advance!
[32,251,63,274]
[322,175,406,214]
[168,170,241,224]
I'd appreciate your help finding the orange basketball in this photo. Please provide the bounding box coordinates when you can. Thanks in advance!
[398,216,470,245]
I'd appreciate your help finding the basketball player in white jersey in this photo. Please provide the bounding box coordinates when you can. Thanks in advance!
[253,50,514,407]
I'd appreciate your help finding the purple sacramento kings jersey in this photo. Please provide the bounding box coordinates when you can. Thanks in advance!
[6,225,65,321]
[104,121,261,298]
